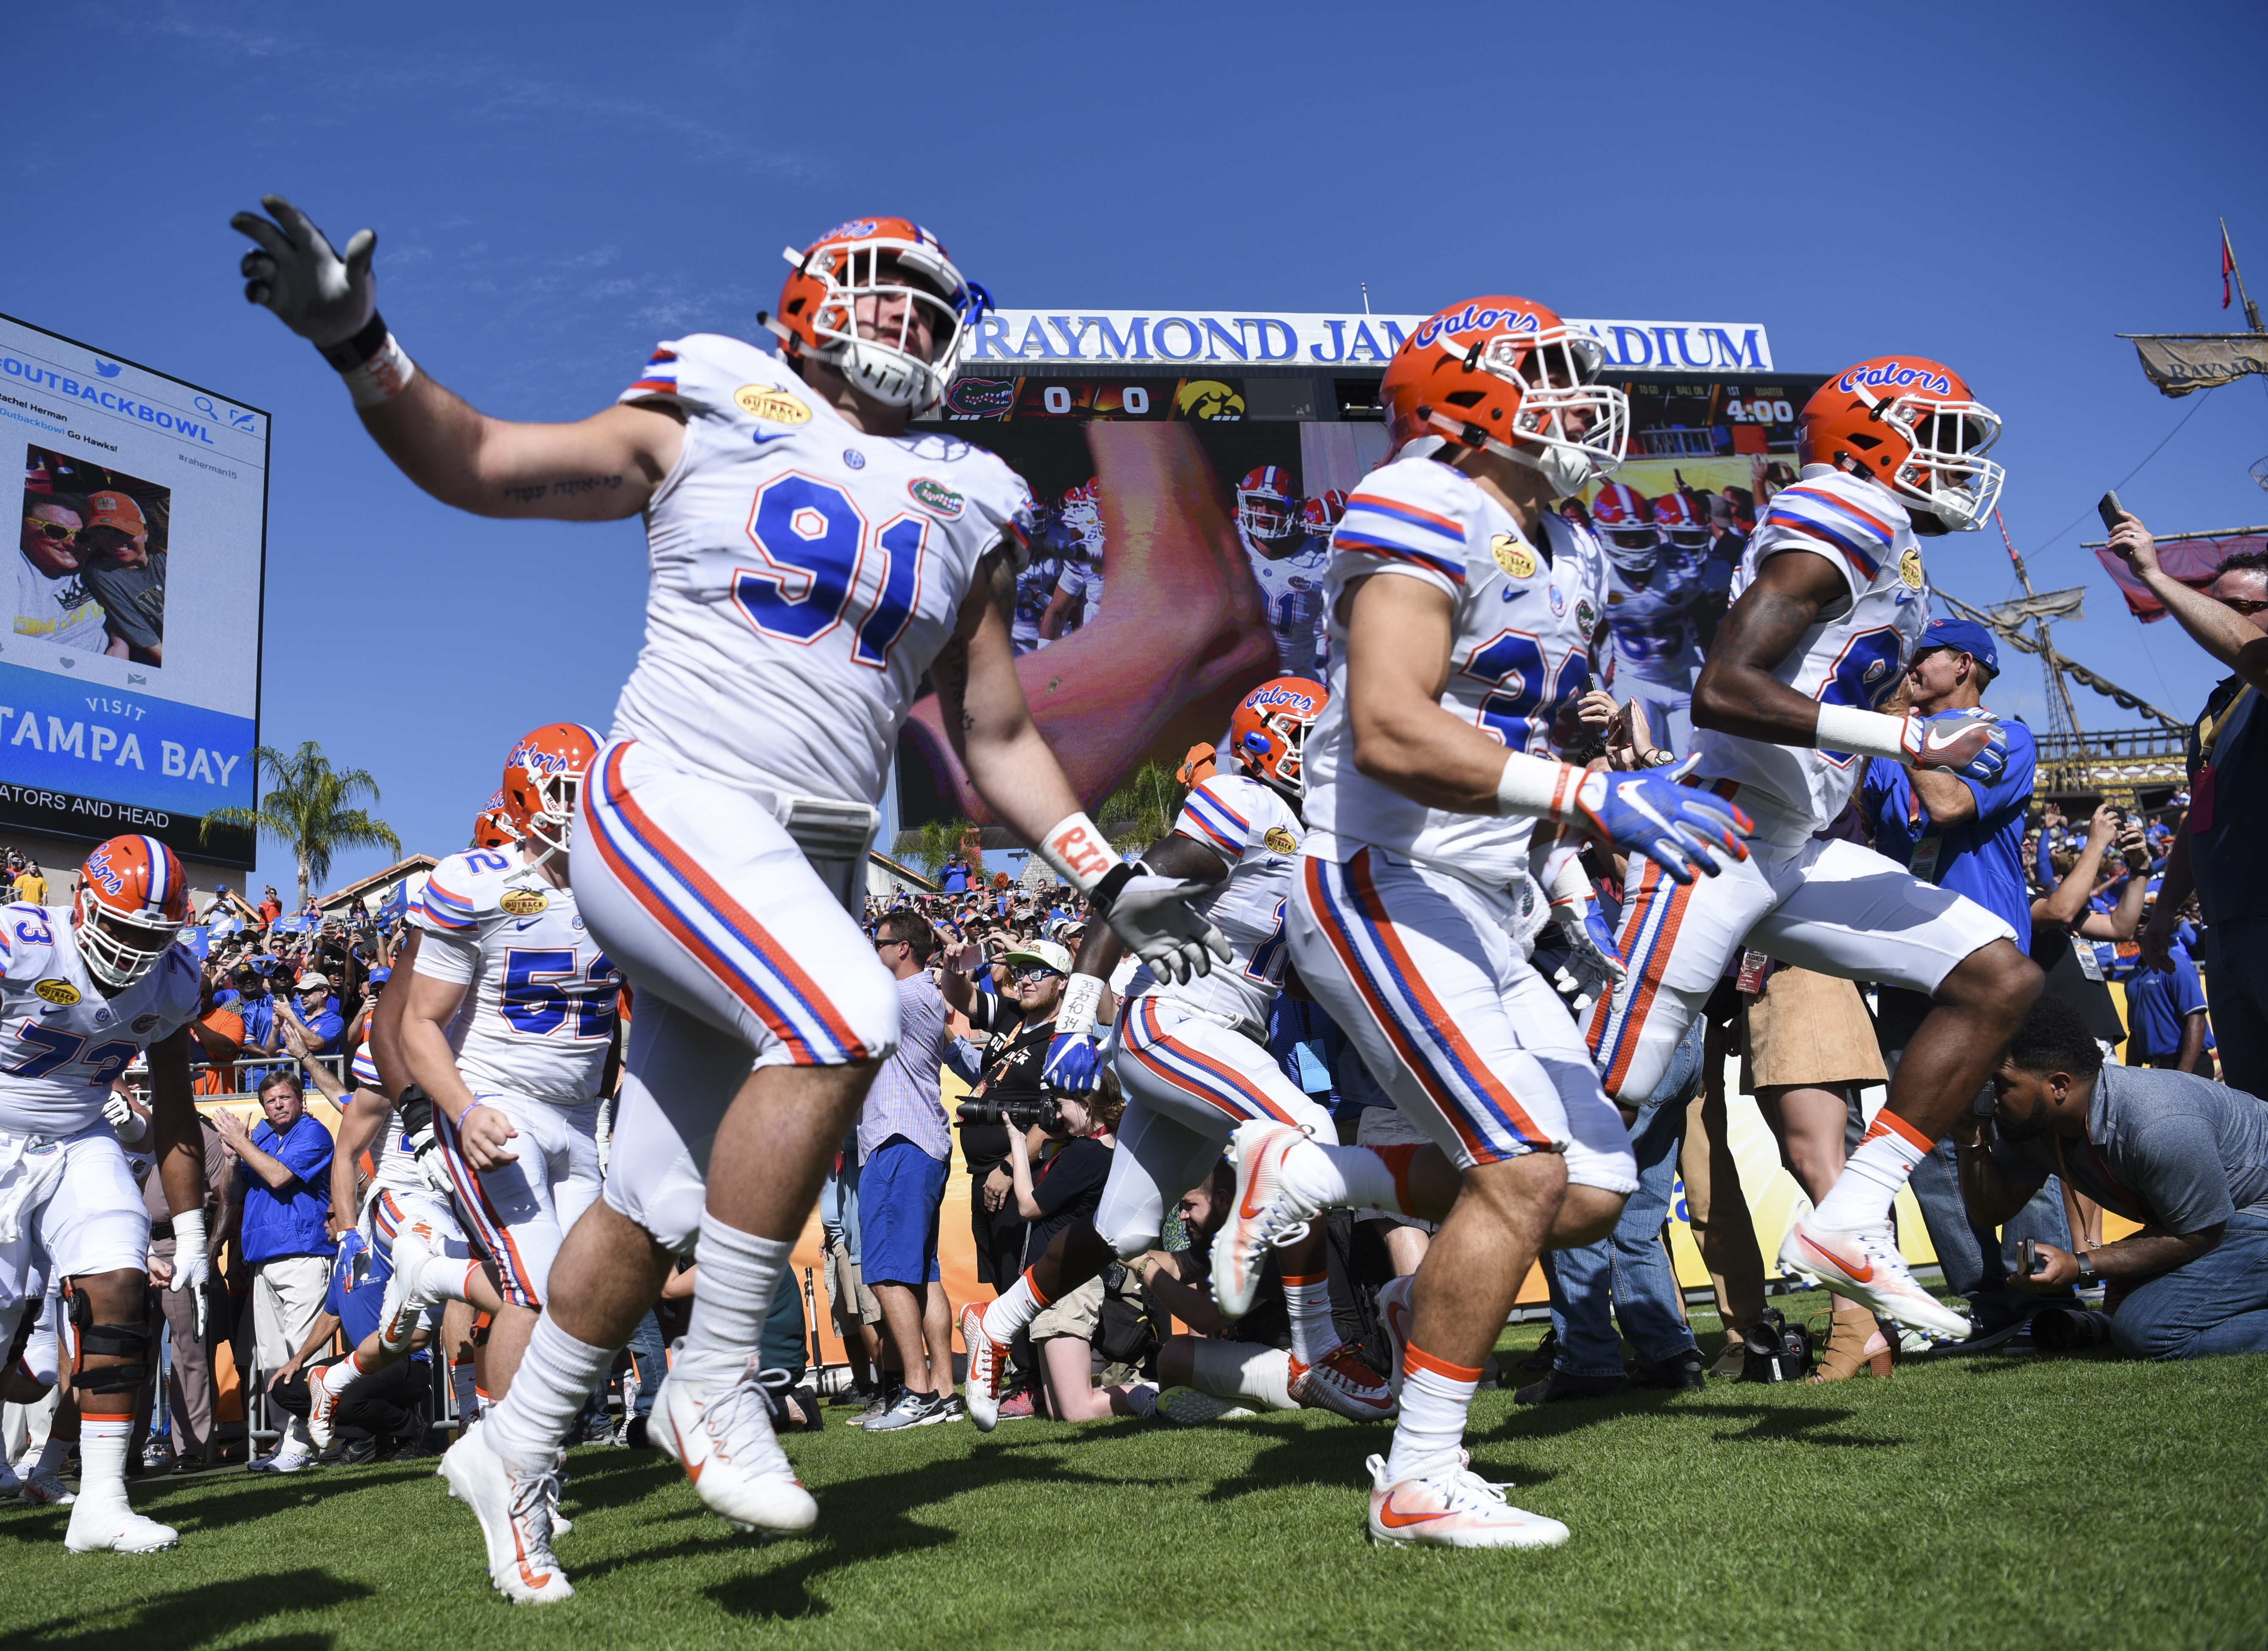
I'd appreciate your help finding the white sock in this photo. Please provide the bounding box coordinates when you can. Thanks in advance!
[32,1433,71,1478]
[1813,1112,1932,1229]
[1282,1139,1418,1215]
[484,1320,612,1478]
[1280,1272,1342,1366]
[979,1272,1047,1343]
[321,1348,375,1397]
[1384,1343,1479,1483]
[424,1259,482,1305]
[77,1417,129,1503]
[679,1214,791,1385]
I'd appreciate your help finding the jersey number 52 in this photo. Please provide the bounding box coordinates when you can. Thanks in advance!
[735,474,930,669]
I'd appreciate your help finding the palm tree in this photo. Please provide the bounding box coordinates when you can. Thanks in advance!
[201,741,401,909]
[908,815,977,878]
[1098,761,1182,852]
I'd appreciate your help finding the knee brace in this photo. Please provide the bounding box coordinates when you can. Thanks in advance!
[66,1285,151,1400]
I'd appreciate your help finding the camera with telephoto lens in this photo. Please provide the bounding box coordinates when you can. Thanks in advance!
[956,1096,1064,1133]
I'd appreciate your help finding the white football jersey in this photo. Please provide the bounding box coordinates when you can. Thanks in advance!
[1302,455,1606,892]
[1120,773,1302,1031]
[0,905,199,1136]
[1601,551,1704,690]
[1686,468,1932,842]
[410,849,621,1106]
[611,336,1034,807]
[1244,532,1331,678]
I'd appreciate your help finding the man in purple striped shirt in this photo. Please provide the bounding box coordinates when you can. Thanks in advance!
[860,911,960,1431]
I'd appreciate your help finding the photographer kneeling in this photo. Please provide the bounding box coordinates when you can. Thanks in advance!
[1958,997,2268,1359]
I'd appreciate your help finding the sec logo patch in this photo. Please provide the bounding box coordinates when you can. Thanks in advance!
[1263,826,1297,854]
[1490,534,1536,580]
[33,978,79,1006]
[1899,548,1925,590]
[500,889,548,917]
[734,385,813,424]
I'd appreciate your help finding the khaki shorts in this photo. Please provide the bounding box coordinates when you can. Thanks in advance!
[1353,1104,1438,1234]
[824,1238,882,1328]
[1030,1273,1106,1345]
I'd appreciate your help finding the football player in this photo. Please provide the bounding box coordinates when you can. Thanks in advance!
[1039,479,1105,641]
[0,835,208,1552]
[1237,465,1329,678]
[1009,495,1070,654]
[962,677,1397,1428]
[1590,481,1706,759]
[1582,359,2041,1340]
[1207,300,1750,1548]
[230,199,1224,1603]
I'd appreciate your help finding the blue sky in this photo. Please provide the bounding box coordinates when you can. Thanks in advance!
[6,0,2263,894]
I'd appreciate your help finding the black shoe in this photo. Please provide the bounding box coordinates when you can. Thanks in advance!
[338,1437,380,1466]
[1515,1330,1559,1373]
[623,1414,652,1450]
[1514,1368,1630,1406]
[1636,1349,1706,1391]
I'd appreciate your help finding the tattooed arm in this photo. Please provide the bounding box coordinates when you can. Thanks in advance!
[1690,549,1848,746]
[354,368,685,522]
[936,548,1091,846]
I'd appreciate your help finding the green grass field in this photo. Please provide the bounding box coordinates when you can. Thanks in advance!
[6,1302,2265,1651]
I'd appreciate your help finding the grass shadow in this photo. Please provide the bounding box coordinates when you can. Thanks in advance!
[1476,1391,1895,1451]
[10,1564,369,1649]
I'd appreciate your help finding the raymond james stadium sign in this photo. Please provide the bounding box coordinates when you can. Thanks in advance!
[964,310,1773,371]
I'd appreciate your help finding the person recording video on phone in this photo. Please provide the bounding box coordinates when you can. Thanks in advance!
[1957,996,2268,1359]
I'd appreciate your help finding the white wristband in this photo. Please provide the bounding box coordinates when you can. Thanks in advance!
[1036,811,1115,892]
[340,332,416,409]
[1495,751,1587,820]
[1546,846,1595,912]
[172,1206,207,1254]
[1813,703,1917,766]
[1056,973,1105,1040]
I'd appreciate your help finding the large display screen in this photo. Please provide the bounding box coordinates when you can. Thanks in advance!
[2,313,266,866]
[895,366,1824,827]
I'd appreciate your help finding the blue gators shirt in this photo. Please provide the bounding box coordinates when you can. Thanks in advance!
[1861,717,2036,942]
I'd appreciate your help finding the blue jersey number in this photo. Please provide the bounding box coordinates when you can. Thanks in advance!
[6,1023,139,1085]
[1243,898,1290,988]
[502,949,620,1039]
[1463,629,1588,751]
[1816,625,1906,765]
[735,475,929,669]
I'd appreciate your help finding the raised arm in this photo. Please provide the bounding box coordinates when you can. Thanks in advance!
[2106,511,2268,691]
[2033,804,2118,929]
[230,195,683,520]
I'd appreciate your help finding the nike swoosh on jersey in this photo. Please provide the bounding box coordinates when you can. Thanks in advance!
[515,919,540,931]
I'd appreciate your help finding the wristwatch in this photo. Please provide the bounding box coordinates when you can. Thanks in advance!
[2075,1249,2099,1285]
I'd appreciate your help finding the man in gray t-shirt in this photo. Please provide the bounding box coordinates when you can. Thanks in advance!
[1956,996,2268,1359]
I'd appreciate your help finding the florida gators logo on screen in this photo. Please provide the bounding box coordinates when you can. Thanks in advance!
[945,378,1017,418]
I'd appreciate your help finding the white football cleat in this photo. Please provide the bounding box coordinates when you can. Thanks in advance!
[64,1499,178,1554]
[1375,1274,1414,1400]
[20,1469,74,1506]
[653,1362,817,1537]
[306,1366,345,1453]
[440,1422,573,1605]
[1779,1216,1971,1341]
[376,1246,437,1353]
[960,1303,1009,1434]
[1366,1451,1570,1549]
[1211,1121,1323,1321]
[1288,1347,1397,1423]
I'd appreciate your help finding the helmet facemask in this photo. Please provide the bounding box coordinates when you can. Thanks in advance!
[1237,484,1302,551]
[75,888,181,991]
[1850,383,2004,531]
[516,768,581,867]
[1477,330,1629,496]
[791,239,987,413]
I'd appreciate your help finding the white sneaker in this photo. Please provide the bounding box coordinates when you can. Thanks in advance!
[1153,1387,1248,1426]
[1289,1346,1398,1423]
[1367,1451,1570,1549]
[21,1469,76,1506]
[1376,1274,1414,1400]
[960,1302,1009,1434]
[64,1498,178,1553]
[653,1362,817,1536]
[248,1446,313,1475]
[1778,1216,1971,1341]
[1212,1122,1322,1320]
[439,1423,573,1604]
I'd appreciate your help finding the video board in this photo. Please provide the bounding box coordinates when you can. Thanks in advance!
[3,313,267,867]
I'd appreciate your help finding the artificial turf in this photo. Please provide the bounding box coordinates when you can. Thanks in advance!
[5,1298,2264,1651]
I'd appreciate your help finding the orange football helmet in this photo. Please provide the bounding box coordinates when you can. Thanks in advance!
[1590,480,1660,569]
[1652,488,1711,551]
[1228,676,1328,799]
[74,834,188,989]
[1382,297,1627,495]
[761,217,990,413]
[472,788,521,851]
[1800,357,2003,531]
[501,724,602,865]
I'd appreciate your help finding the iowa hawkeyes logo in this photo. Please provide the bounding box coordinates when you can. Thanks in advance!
[1174,380,1245,421]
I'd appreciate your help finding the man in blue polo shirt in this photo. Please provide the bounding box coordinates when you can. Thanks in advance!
[1863,617,2073,1337]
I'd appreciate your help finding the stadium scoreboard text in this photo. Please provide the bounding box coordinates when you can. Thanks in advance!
[2,312,266,868]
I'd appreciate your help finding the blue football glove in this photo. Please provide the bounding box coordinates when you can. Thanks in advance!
[1903,708,2009,785]
[1042,1032,1103,1094]
[1570,761,1752,886]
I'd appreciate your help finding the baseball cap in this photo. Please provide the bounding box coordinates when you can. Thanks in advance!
[369,967,392,984]
[1920,617,1998,678]
[1000,940,1072,976]
[295,971,329,991]
[84,491,146,536]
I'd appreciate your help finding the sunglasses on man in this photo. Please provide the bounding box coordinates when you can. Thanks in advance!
[22,517,78,542]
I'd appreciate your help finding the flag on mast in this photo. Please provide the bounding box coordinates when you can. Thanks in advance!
[2226,224,2238,310]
